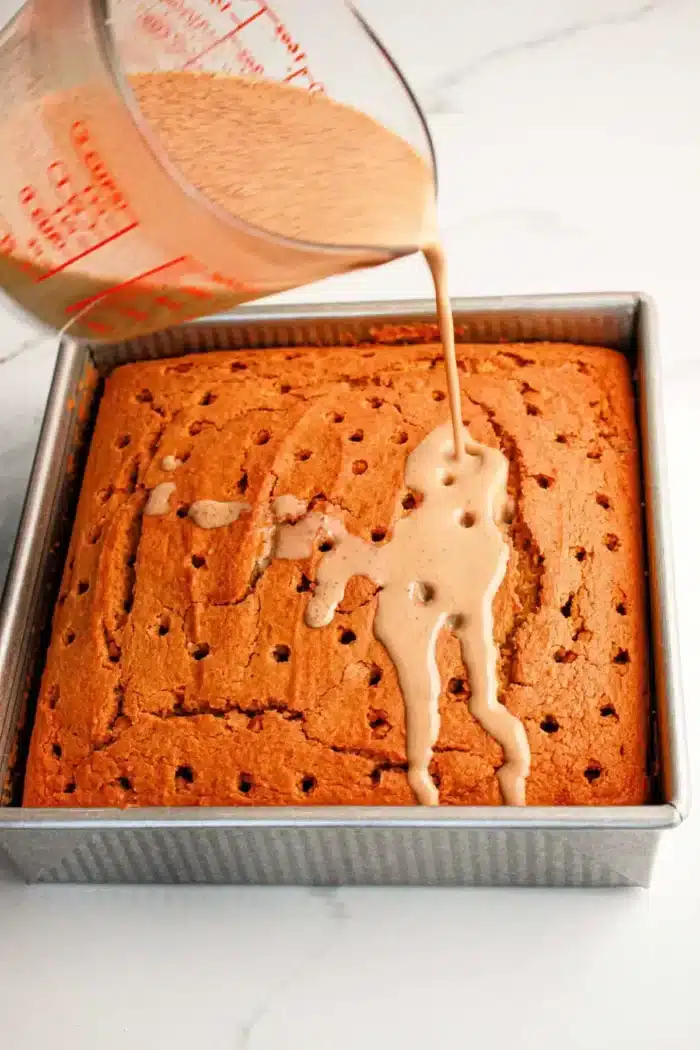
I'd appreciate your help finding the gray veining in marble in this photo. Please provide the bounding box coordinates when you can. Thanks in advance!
[422,0,663,113]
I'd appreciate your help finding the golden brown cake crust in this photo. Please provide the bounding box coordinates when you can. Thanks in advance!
[23,340,648,807]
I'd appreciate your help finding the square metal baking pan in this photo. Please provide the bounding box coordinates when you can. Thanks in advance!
[0,293,688,886]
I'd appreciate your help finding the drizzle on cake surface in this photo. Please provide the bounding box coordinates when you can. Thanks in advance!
[23,339,648,807]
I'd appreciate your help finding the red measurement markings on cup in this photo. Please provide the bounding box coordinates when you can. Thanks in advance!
[182,3,268,68]
[12,120,138,283]
[135,1,323,89]
[64,256,254,337]
[65,256,189,316]
[137,1,219,62]
[274,14,324,91]
[0,213,48,275]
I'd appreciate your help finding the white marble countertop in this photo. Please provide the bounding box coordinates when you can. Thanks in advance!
[0,0,699,1046]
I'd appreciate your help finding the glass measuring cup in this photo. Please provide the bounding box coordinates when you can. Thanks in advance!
[0,0,435,342]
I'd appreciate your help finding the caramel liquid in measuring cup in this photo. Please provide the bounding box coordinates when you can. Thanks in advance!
[136,73,531,804]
